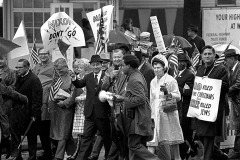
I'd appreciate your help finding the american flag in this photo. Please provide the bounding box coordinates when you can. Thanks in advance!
[214,41,232,66]
[192,43,200,68]
[95,8,105,55]
[30,41,39,65]
[168,53,178,78]
[49,69,63,101]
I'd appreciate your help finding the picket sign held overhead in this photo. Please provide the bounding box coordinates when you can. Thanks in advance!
[187,76,222,122]
[86,5,114,42]
[150,16,166,53]
[41,12,85,52]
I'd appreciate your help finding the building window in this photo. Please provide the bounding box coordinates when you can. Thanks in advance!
[217,0,236,6]
[13,0,53,44]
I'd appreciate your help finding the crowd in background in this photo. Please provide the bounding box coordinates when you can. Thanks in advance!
[0,17,239,160]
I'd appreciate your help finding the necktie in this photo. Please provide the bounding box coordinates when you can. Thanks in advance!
[94,74,98,86]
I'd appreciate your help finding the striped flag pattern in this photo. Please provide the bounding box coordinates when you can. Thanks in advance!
[95,8,105,55]
[192,46,200,68]
[168,53,178,78]
[214,42,231,66]
[30,41,39,65]
[49,69,63,101]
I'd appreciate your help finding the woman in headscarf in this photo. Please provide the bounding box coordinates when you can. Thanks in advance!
[147,54,184,160]
[49,58,77,160]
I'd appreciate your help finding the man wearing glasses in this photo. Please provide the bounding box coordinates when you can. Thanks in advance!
[32,48,54,160]
[10,59,42,160]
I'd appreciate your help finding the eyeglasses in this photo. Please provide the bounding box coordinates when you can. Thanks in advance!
[15,66,24,69]
[38,53,49,56]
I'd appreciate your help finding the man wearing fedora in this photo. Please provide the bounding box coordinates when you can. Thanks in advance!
[176,52,197,159]
[71,55,112,160]
[224,49,240,159]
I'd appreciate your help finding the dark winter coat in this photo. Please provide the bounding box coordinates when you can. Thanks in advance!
[195,63,229,137]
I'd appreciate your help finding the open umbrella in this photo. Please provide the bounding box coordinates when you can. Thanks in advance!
[163,35,192,48]
[108,30,132,44]
[0,37,20,56]
[213,43,240,56]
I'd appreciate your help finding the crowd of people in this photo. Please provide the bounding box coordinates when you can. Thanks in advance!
[0,18,239,160]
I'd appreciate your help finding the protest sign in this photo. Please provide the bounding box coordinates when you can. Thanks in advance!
[187,76,222,122]
[150,16,166,52]
[41,12,85,52]
[86,5,114,42]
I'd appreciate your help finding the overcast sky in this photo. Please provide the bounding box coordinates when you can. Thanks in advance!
[0,0,2,6]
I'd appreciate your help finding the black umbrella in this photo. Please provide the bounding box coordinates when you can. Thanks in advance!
[109,30,132,44]
[0,37,20,56]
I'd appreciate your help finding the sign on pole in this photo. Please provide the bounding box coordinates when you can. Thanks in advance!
[41,12,85,52]
[86,5,114,42]
[150,16,166,52]
[187,76,222,122]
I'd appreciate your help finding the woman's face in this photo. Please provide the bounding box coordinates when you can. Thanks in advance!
[153,63,165,77]
[56,63,69,76]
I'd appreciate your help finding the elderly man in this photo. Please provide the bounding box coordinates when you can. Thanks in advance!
[195,45,229,160]
[224,49,240,159]
[71,55,112,160]
[32,47,54,160]
[10,59,43,160]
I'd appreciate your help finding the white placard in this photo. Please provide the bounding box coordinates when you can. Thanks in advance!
[203,8,240,48]
[41,12,85,52]
[187,76,222,122]
[86,5,114,42]
[150,16,166,52]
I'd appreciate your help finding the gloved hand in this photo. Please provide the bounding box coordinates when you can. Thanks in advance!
[160,85,168,95]
[57,101,66,109]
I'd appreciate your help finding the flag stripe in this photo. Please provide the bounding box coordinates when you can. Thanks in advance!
[48,69,63,101]
[30,42,39,65]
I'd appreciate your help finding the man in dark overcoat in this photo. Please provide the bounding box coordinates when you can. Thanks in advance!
[224,49,240,159]
[10,59,43,160]
[71,55,112,160]
[176,53,196,159]
[195,45,229,160]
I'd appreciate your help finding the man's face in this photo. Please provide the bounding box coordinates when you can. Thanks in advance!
[102,61,109,71]
[178,61,187,71]
[113,51,123,66]
[16,62,29,76]
[91,62,102,74]
[202,48,215,65]
[38,49,50,62]
[187,29,194,37]
[122,61,129,75]
[0,57,6,68]
[224,57,235,69]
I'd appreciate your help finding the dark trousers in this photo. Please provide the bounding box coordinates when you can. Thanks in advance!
[38,120,52,158]
[199,136,215,160]
[90,133,103,158]
[234,129,240,152]
[128,134,159,160]
[11,120,39,160]
[76,114,112,160]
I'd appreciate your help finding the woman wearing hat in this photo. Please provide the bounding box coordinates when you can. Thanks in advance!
[147,54,183,160]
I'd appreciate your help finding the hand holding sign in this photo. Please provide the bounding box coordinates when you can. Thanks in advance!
[41,12,85,52]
